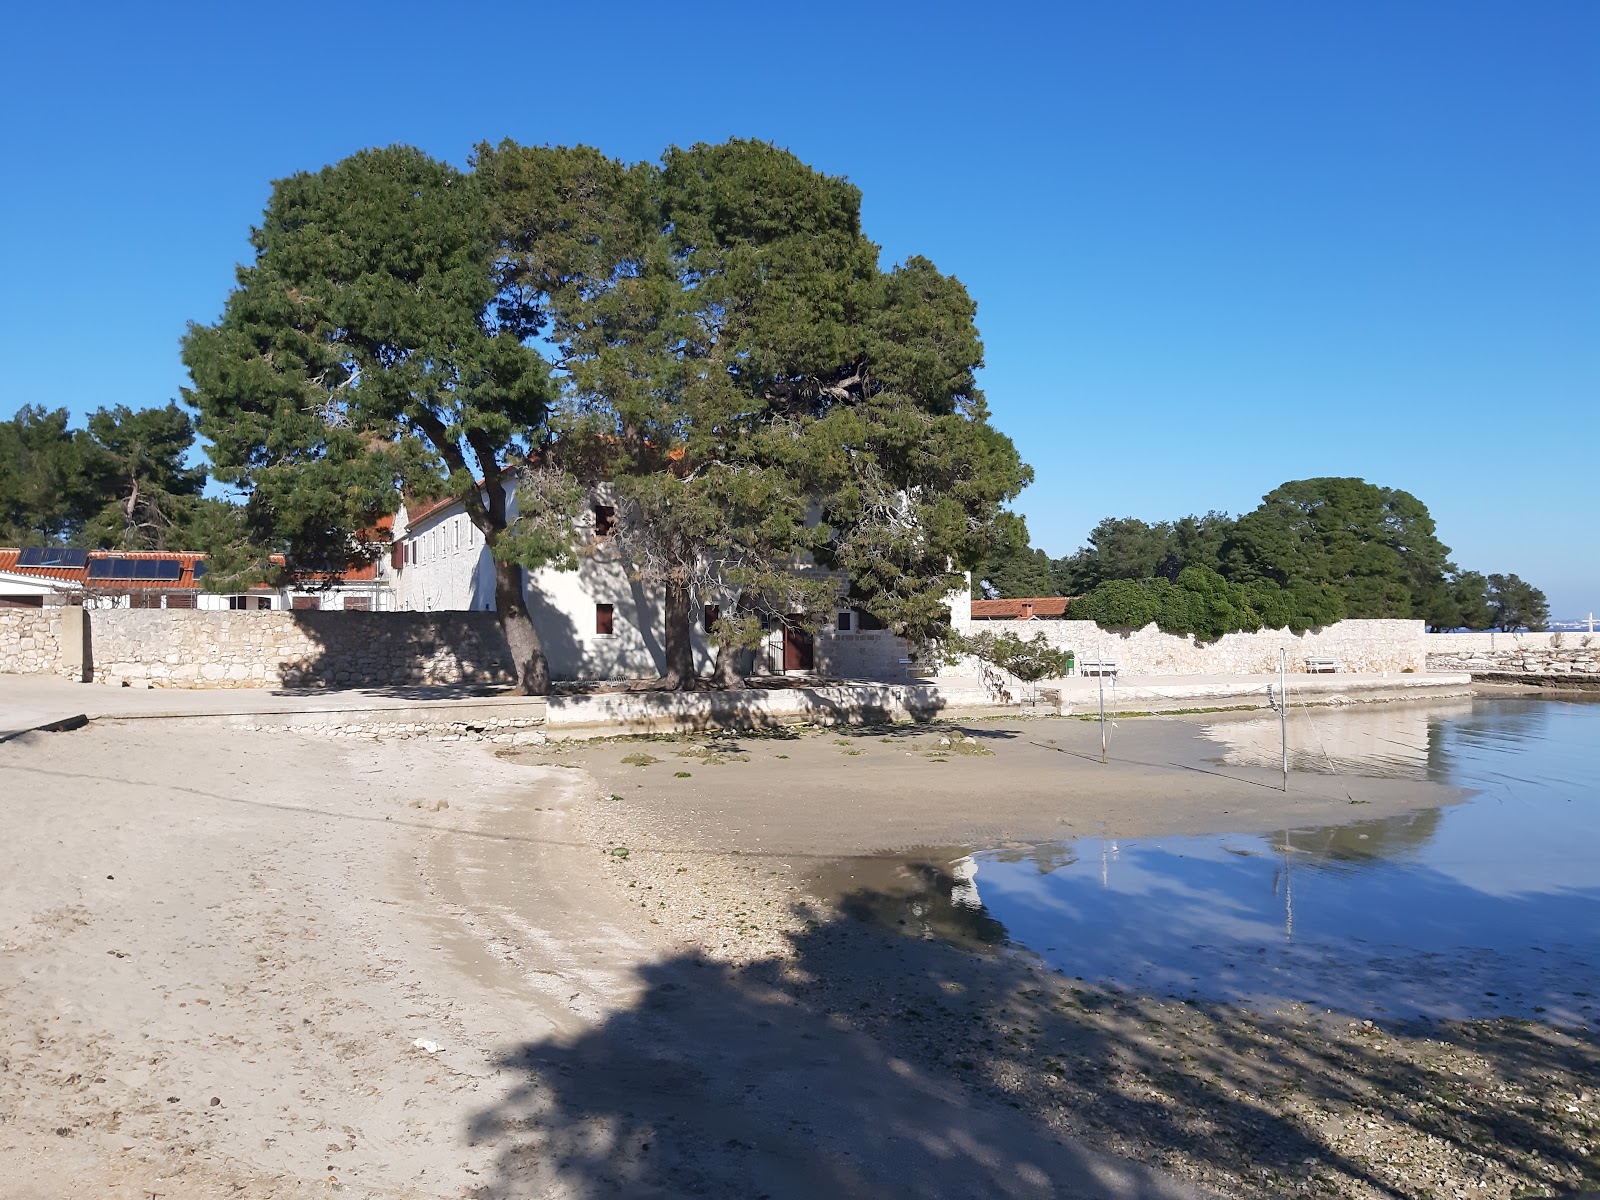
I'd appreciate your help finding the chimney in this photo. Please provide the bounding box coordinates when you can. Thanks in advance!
[1020,601,1033,620]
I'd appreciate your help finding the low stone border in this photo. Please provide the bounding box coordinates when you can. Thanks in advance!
[236,714,547,743]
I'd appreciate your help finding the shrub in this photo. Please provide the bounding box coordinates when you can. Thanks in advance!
[1072,567,1344,641]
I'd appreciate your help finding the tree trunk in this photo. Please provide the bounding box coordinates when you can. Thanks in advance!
[710,592,748,690]
[658,573,696,690]
[494,556,550,696]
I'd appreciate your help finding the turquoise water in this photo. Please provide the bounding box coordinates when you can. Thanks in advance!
[972,698,1600,1024]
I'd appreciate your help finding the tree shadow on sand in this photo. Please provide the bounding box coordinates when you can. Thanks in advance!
[462,862,1600,1199]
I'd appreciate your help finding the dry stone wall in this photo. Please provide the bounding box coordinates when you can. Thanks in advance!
[943,617,1428,678]
[0,608,66,676]
[84,610,515,689]
[1426,631,1600,677]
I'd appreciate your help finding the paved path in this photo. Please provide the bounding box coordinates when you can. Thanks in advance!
[0,675,542,740]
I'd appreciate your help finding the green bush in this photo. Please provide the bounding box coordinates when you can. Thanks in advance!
[1071,567,1344,641]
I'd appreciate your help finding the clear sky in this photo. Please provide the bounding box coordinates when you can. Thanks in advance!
[2,2,1595,615]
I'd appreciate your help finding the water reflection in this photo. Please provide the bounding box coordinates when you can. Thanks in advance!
[810,850,1009,948]
[839,699,1600,1024]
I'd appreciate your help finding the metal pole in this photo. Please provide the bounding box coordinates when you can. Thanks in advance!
[1098,667,1107,764]
[1279,647,1289,792]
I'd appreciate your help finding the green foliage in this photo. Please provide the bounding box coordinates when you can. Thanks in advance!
[951,628,1072,703]
[182,144,562,689]
[183,145,557,585]
[1057,517,1170,592]
[1450,571,1496,631]
[82,402,207,549]
[0,406,107,545]
[1486,573,1549,631]
[1057,479,1549,633]
[183,138,1027,690]
[0,402,211,550]
[973,514,1059,599]
[1067,578,1167,632]
[1053,511,1236,594]
[953,628,1072,683]
[1221,477,1449,618]
[1069,566,1344,641]
[477,137,1030,682]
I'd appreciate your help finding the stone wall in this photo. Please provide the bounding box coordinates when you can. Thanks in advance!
[0,608,66,676]
[83,610,515,689]
[1425,630,1600,677]
[817,628,917,679]
[943,617,1428,678]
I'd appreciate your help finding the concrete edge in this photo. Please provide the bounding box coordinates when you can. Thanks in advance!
[80,695,549,724]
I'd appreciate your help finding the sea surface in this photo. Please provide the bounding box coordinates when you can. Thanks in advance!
[967,697,1600,1023]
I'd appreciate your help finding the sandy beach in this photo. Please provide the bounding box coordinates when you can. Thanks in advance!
[2,706,1595,1198]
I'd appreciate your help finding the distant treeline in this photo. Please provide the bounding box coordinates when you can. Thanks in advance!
[0,403,238,552]
[976,478,1549,635]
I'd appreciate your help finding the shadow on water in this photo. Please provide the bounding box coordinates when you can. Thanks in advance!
[464,890,1600,1200]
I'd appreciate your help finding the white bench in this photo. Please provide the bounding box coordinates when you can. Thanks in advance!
[1305,657,1343,673]
[1078,659,1118,677]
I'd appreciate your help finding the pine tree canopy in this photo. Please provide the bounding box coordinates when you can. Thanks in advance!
[180,139,1032,691]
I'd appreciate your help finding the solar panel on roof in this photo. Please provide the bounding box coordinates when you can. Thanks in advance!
[191,561,207,579]
[15,547,87,568]
[85,556,184,582]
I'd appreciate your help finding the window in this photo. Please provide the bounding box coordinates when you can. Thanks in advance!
[165,593,196,610]
[836,611,852,631]
[453,523,460,551]
[595,603,614,635]
[856,609,884,631]
[391,543,405,571]
[292,595,320,611]
[703,604,720,632]
[228,595,249,610]
[256,596,273,610]
[343,596,371,611]
[592,505,616,537]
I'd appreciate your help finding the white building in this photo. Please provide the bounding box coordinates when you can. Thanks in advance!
[0,548,395,612]
[391,482,916,683]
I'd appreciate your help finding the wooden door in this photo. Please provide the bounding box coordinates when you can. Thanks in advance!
[782,618,814,672]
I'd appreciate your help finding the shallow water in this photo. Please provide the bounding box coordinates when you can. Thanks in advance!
[883,698,1599,1023]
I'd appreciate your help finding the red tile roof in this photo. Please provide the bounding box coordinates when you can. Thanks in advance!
[0,549,87,585]
[970,597,1072,620]
[0,549,379,590]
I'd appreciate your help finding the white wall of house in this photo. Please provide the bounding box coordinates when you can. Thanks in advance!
[0,572,73,603]
[394,486,719,681]
[391,486,919,683]
[193,584,395,612]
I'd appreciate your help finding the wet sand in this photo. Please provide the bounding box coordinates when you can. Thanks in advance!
[524,714,1467,859]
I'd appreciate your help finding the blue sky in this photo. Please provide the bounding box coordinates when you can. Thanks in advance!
[1,2,1595,615]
